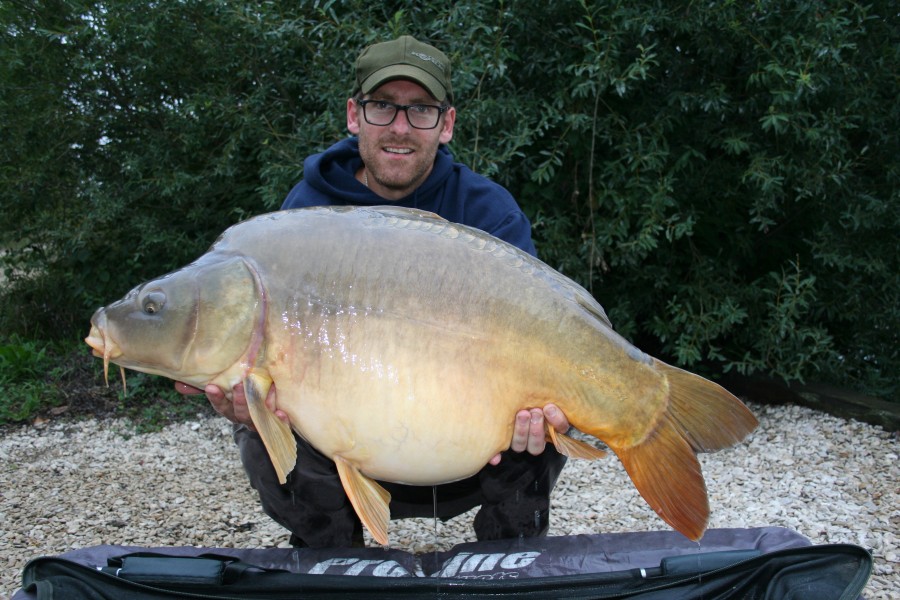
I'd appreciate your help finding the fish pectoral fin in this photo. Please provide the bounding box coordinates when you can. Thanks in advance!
[334,456,391,547]
[243,369,296,485]
[547,427,607,460]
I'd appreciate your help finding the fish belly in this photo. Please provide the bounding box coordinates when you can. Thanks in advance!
[270,314,523,485]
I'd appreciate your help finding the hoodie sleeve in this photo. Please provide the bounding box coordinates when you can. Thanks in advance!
[280,138,370,210]
[444,162,538,257]
[489,210,537,257]
[281,180,327,209]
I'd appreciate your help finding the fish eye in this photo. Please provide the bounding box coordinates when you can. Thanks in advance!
[142,291,166,315]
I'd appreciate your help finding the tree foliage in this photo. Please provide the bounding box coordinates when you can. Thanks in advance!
[2,0,897,400]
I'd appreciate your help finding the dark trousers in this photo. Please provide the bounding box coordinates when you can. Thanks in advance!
[233,425,567,548]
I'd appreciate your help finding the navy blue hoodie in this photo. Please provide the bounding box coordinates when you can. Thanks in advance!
[281,137,537,256]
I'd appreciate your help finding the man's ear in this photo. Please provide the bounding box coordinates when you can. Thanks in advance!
[347,97,361,134]
[439,106,456,145]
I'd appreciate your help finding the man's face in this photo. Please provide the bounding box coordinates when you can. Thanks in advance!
[347,79,455,201]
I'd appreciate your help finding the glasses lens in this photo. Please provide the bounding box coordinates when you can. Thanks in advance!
[406,105,440,129]
[363,101,397,126]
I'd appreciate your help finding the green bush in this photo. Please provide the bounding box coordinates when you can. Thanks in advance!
[1,0,897,403]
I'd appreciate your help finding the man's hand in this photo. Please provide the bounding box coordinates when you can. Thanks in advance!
[174,381,288,430]
[489,404,569,466]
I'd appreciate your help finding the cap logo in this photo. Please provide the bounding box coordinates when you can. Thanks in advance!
[410,51,444,72]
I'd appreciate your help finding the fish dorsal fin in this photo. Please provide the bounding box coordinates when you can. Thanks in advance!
[575,291,613,329]
[547,427,608,460]
[243,369,297,485]
[366,205,447,222]
[334,456,392,546]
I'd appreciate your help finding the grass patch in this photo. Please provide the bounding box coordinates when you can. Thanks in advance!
[0,336,211,431]
[0,336,65,422]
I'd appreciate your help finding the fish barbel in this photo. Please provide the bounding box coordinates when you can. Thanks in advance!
[85,206,757,545]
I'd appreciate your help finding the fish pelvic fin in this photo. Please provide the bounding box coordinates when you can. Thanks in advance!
[334,456,392,547]
[613,361,758,541]
[547,427,607,460]
[244,369,297,485]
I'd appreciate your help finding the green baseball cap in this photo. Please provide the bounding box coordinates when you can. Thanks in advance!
[355,35,452,102]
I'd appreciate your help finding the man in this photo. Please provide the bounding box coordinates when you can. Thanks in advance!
[178,35,569,548]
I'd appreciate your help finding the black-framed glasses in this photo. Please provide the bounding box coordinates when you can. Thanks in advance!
[358,99,449,130]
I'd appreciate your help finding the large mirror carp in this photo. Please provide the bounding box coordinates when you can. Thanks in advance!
[86,206,757,545]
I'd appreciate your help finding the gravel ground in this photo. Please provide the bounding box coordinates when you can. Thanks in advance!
[1,401,896,599]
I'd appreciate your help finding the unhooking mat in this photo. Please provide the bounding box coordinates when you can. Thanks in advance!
[13,527,872,599]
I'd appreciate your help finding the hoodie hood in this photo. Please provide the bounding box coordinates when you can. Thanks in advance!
[298,137,453,209]
[280,136,537,257]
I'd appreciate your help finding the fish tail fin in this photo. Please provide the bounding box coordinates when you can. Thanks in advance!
[244,369,297,485]
[659,361,758,453]
[613,361,757,541]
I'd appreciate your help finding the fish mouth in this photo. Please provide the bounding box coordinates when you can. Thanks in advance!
[85,311,125,387]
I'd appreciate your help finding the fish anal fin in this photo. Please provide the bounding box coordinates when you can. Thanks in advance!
[243,369,296,485]
[614,418,709,541]
[547,427,607,460]
[334,456,392,546]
